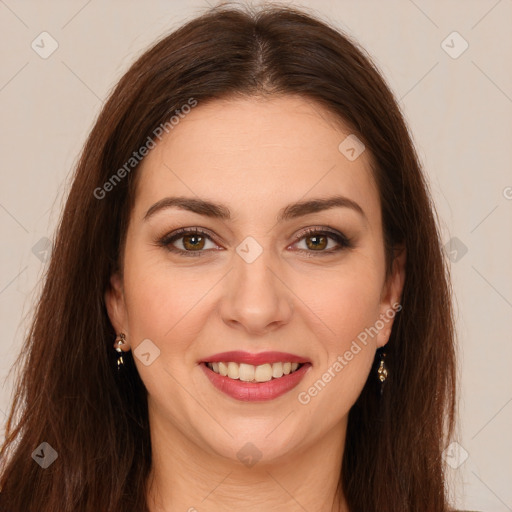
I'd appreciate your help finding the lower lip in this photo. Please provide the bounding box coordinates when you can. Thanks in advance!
[200,362,312,402]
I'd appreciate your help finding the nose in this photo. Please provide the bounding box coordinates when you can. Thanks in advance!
[219,243,294,336]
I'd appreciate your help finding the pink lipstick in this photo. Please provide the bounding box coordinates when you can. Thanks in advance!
[199,351,312,402]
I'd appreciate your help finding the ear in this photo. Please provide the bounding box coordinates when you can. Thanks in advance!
[105,272,130,347]
[376,245,406,348]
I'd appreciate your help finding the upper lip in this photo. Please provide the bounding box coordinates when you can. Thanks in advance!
[200,351,311,366]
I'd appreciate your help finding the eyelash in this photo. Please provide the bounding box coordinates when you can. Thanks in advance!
[156,226,353,258]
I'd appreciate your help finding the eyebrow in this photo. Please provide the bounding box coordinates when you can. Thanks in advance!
[143,194,367,223]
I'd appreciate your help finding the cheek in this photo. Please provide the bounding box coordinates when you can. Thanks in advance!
[302,259,383,392]
[122,248,214,354]
[296,269,382,426]
[310,264,383,349]
[121,252,217,400]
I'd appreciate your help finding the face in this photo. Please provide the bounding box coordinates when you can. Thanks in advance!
[106,95,405,465]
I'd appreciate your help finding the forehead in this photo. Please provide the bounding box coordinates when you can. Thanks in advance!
[133,95,380,225]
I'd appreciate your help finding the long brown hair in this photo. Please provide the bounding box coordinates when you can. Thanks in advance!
[0,3,456,511]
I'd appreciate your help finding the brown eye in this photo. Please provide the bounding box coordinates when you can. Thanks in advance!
[181,233,206,251]
[292,227,352,256]
[158,227,219,257]
[304,234,328,251]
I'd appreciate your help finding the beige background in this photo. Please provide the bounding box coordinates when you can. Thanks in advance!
[1,0,511,510]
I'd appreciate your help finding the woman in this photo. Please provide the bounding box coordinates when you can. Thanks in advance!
[0,3,463,511]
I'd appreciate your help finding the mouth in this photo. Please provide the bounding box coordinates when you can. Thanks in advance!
[199,359,312,402]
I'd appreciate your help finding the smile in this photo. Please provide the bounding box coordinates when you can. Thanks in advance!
[200,361,312,402]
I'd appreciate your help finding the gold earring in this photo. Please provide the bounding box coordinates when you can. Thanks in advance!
[114,332,127,370]
[377,350,388,395]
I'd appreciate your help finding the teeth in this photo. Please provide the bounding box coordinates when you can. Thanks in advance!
[218,362,228,376]
[206,361,302,382]
[227,362,239,379]
[272,362,284,378]
[254,363,272,382]
[239,363,255,382]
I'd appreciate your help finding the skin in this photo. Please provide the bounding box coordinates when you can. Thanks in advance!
[106,95,406,512]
